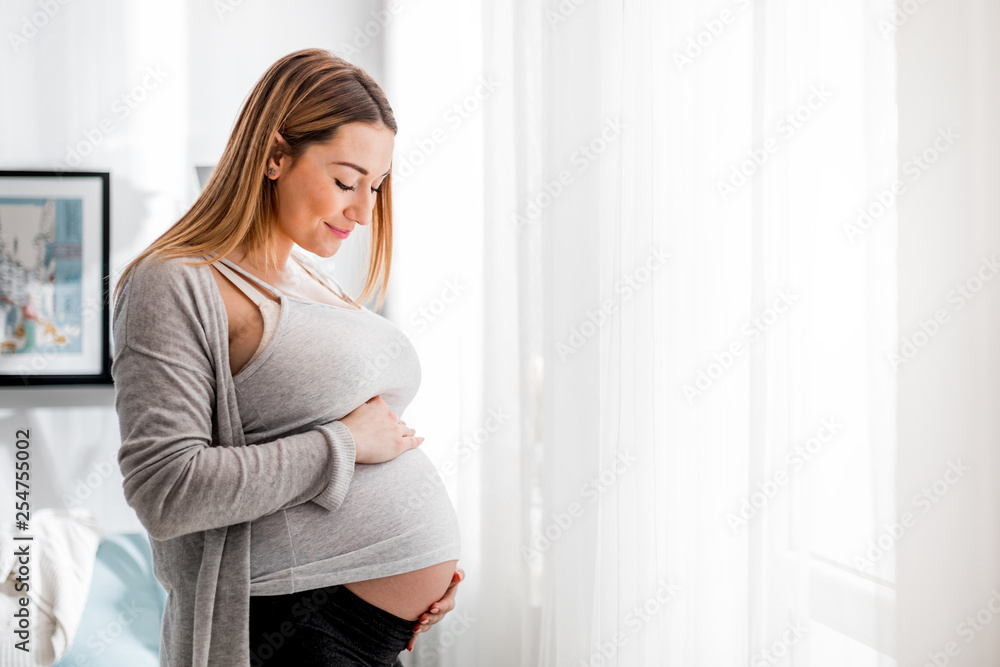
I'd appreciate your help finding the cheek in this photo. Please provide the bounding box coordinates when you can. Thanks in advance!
[303,177,342,215]
[277,171,346,226]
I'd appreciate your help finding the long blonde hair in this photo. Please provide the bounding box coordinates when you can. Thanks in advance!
[113,48,397,311]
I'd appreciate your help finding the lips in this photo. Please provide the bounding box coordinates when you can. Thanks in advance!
[326,223,351,238]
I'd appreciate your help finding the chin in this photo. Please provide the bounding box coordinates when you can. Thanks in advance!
[310,242,343,258]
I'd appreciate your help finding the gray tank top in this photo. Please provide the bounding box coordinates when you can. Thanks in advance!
[207,249,461,596]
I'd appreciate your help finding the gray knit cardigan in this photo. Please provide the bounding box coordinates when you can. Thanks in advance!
[111,252,357,666]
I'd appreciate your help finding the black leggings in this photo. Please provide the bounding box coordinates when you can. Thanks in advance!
[248,584,414,666]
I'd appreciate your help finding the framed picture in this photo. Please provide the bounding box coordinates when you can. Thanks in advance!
[0,171,112,386]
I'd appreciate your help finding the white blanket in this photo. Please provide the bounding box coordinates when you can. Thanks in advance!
[0,508,102,666]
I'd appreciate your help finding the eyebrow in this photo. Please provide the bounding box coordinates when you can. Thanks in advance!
[330,161,392,178]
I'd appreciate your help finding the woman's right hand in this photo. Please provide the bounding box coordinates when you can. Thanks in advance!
[339,394,424,464]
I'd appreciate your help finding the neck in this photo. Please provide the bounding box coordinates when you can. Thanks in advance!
[229,237,296,285]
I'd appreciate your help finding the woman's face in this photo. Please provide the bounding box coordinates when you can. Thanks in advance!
[268,121,394,258]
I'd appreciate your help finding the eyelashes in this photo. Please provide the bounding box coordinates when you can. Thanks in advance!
[335,179,383,194]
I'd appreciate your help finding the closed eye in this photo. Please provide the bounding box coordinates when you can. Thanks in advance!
[336,179,382,194]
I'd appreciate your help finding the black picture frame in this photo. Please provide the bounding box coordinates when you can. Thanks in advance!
[0,170,112,386]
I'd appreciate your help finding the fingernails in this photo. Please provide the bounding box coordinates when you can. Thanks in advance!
[421,619,429,624]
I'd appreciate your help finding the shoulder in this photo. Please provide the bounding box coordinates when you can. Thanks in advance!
[113,251,223,357]
[125,251,209,291]
[116,252,218,313]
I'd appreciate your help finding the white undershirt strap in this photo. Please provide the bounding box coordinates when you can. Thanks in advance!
[210,258,281,374]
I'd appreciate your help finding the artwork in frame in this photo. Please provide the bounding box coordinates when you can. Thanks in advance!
[0,171,112,386]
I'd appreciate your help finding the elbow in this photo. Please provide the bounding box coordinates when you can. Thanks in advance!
[128,500,181,541]
[123,484,188,542]
[141,517,182,542]
[120,446,208,541]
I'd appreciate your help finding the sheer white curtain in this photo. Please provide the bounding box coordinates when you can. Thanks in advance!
[389,0,899,665]
[540,0,897,665]
[384,1,535,665]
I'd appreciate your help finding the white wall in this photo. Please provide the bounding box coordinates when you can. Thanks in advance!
[0,0,384,534]
[896,0,1000,664]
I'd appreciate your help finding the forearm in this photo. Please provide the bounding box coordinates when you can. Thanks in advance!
[115,344,356,540]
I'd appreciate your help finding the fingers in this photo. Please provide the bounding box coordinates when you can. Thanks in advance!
[412,608,445,635]
[407,568,467,649]
[411,596,455,634]
[406,427,424,448]
[394,419,423,450]
[397,420,422,445]
[411,568,465,632]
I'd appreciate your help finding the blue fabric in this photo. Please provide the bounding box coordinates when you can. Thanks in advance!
[53,532,166,667]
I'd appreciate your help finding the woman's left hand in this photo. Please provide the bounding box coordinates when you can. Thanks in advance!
[406,567,465,651]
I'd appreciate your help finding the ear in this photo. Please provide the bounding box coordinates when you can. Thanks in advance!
[266,131,291,178]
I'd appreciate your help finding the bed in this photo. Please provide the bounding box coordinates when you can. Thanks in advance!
[52,532,164,666]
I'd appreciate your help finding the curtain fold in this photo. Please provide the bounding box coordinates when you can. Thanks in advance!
[384,0,1000,664]
[534,0,898,664]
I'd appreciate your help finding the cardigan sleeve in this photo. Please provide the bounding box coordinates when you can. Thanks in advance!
[111,255,356,541]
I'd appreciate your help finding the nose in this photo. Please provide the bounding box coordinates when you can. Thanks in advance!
[344,189,378,226]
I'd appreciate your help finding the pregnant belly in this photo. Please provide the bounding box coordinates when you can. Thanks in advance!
[249,447,461,597]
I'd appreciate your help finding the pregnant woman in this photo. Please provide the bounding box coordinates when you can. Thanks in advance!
[111,49,463,666]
